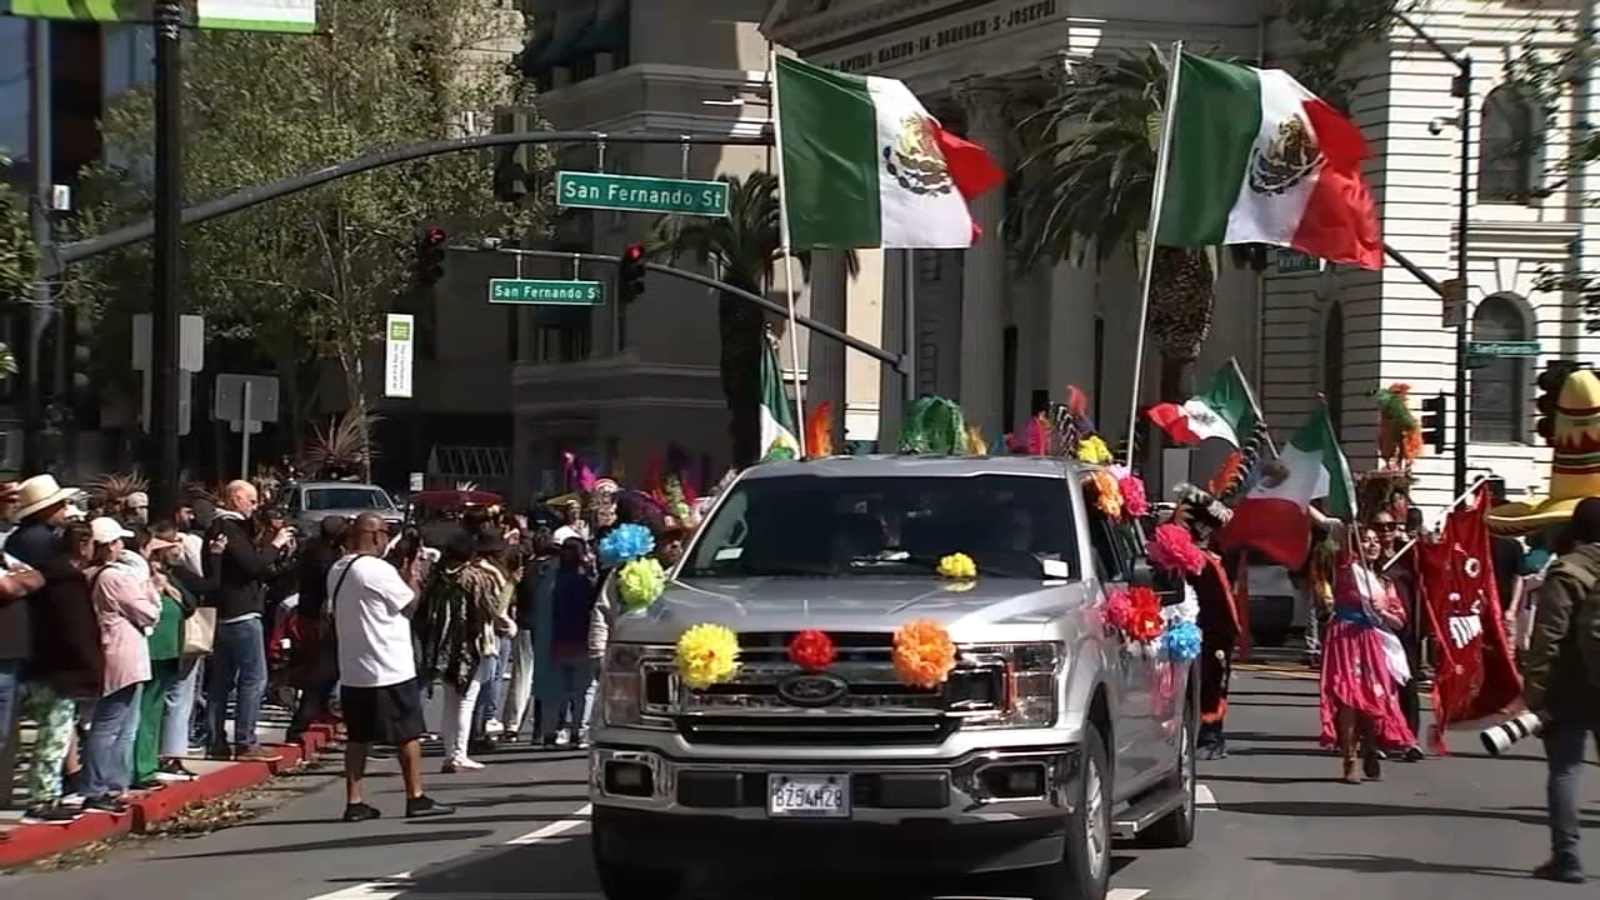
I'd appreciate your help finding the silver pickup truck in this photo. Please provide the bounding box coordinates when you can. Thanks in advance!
[590,456,1197,900]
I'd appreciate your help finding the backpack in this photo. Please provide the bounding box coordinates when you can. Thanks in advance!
[1550,545,1600,693]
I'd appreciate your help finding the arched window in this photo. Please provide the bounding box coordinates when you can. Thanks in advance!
[1323,302,1345,434]
[1480,85,1541,203]
[1470,295,1532,443]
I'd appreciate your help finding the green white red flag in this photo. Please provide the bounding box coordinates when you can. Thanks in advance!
[1218,406,1354,568]
[1147,360,1259,447]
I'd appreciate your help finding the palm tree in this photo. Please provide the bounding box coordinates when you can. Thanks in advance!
[1011,46,1219,402]
[650,172,855,466]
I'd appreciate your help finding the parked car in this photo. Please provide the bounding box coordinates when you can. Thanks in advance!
[281,481,403,536]
[589,456,1197,900]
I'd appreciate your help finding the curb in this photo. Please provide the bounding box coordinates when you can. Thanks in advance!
[0,721,340,868]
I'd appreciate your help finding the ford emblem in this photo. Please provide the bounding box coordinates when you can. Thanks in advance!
[776,673,848,708]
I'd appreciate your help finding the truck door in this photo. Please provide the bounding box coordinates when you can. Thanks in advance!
[1089,514,1154,794]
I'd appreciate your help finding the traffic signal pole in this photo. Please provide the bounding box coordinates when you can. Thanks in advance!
[149,0,186,511]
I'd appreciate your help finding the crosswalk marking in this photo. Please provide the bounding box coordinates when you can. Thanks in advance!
[1197,783,1217,808]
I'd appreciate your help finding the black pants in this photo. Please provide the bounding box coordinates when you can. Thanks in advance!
[288,675,338,741]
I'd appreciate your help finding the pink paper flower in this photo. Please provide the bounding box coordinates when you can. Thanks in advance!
[1119,474,1149,518]
[1105,587,1135,632]
[1149,523,1205,575]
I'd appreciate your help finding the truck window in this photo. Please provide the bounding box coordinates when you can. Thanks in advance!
[304,487,395,511]
[684,474,1078,581]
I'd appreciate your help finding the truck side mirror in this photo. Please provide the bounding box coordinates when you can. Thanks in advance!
[1129,558,1156,587]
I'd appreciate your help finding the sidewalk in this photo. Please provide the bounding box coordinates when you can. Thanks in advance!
[0,707,338,868]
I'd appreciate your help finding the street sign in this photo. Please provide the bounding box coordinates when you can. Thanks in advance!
[140,371,193,436]
[1468,340,1541,358]
[214,373,280,423]
[1441,278,1467,328]
[1275,249,1322,274]
[556,171,730,217]
[132,314,206,373]
[489,279,605,305]
[385,314,415,399]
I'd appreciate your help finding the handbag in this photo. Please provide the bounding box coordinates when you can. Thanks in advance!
[183,607,217,656]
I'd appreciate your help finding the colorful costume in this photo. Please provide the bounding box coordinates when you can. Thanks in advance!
[1318,555,1416,754]
[1170,483,1245,758]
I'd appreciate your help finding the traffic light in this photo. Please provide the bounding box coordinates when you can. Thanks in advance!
[1420,393,1447,454]
[414,226,447,286]
[1536,359,1583,443]
[617,242,646,303]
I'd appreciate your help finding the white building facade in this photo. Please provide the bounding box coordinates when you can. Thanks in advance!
[764,0,1600,514]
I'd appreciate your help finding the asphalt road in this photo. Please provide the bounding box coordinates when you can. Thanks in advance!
[0,669,1593,900]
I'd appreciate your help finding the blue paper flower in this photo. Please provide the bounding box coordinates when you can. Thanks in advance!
[1161,620,1203,663]
[599,523,655,568]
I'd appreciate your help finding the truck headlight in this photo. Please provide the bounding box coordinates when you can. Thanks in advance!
[601,643,674,730]
[956,642,1061,730]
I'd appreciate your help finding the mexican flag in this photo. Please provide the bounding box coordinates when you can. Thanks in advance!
[774,55,1004,250]
[759,337,800,462]
[1155,53,1382,270]
[1218,406,1354,569]
[1147,359,1259,447]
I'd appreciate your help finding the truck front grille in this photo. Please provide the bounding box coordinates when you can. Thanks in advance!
[646,632,1003,748]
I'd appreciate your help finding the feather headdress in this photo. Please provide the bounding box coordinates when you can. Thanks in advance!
[900,396,969,455]
[561,451,598,493]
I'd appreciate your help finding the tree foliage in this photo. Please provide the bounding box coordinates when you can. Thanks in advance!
[94,0,550,450]
[1279,0,1401,112]
[1,153,34,375]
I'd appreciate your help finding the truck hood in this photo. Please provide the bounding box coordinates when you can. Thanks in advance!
[612,576,1090,645]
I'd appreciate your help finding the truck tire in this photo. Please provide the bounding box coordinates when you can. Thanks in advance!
[1140,696,1198,848]
[594,859,683,900]
[1021,722,1111,900]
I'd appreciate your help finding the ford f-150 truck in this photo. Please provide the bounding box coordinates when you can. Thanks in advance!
[589,455,1198,900]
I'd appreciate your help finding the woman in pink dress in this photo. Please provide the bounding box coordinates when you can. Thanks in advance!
[1319,524,1417,784]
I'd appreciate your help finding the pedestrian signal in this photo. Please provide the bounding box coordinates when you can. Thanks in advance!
[1420,393,1446,454]
[618,243,646,304]
[1536,359,1583,443]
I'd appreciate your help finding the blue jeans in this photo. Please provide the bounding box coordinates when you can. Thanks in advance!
[161,657,201,758]
[208,618,267,752]
[0,660,23,760]
[86,683,143,799]
[476,637,513,731]
[1543,715,1600,861]
[535,656,594,741]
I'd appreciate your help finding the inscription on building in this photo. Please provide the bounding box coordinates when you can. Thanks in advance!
[824,0,1061,74]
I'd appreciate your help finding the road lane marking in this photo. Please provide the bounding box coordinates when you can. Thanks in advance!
[304,805,593,900]
[1197,783,1217,808]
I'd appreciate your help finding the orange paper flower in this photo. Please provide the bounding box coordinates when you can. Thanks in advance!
[1087,470,1124,519]
[892,619,958,688]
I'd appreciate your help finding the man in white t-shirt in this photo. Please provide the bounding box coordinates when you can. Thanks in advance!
[327,513,454,823]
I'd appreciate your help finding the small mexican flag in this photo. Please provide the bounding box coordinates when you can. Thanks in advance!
[1147,360,1259,447]
[774,55,1004,250]
[1218,406,1354,569]
[1155,53,1382,270]
[759,336,799,462]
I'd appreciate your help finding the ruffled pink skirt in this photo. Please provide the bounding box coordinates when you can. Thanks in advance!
[1318,620,1417,750]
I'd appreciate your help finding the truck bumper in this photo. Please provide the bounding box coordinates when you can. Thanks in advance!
[589,744,1081,875]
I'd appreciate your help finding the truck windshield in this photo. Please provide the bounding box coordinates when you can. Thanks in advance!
[304,487,395,512]
[684,474,1078,580]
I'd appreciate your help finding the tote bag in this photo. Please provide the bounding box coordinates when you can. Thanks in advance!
[182,607,217,656]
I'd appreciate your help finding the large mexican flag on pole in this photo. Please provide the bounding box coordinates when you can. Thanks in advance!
[773,55,1003,250]
[1154,52,1382,270]
[1218,406,1354,569]
[759,336,800,462]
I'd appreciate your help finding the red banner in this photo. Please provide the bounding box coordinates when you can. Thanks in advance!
[1413,486,1523,752]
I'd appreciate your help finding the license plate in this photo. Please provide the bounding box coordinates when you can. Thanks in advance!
[767,773,850,818]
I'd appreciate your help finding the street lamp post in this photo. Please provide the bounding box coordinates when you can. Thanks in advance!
[149,0,186,512]
[1394,12,1473,497]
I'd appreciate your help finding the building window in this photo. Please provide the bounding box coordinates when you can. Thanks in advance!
[1470,294,1531,444]
[1323,301,1345,434]
[1480,85,1541,203]
[531,308,592,364]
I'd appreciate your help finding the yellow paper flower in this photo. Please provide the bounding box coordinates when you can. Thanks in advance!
[617,557,667,612]
[675,623,741,689]
[944,581,977,593]
[936,552,977,580]
[1077,435,1112,465]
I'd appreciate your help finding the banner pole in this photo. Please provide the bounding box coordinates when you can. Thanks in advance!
[1125,40,1184,469]
[1380,474,1491,572]
[767,50,807,456]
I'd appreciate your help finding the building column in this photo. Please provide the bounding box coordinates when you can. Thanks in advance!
[877,249,909,450]
[805,249,848,449]
[954,79,1009,443]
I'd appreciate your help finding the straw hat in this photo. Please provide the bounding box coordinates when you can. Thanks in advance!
[13,474,81,520]
[1488,368,1600,536]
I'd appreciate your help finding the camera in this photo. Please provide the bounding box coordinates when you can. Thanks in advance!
[1480,710,1546,756]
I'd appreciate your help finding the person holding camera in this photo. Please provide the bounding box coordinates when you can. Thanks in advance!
[1522,496,1600,885]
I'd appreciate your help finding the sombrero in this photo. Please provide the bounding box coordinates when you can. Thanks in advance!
[1487,367,1600,536]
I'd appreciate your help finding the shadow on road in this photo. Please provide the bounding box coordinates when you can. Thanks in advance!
[156,828,497,860]
[1252,852,1533,880]
[1200,773,1348,786]
[1225,799,1599,828]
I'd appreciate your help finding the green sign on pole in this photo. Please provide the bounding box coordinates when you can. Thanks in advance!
[489,279,605,305]
[556,171,730,217]
[1466,340,1541,358]
[1275,249,1323,274]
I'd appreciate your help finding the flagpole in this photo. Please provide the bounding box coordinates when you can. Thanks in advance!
[1381,473,1492,572]
[768,50,808,456]
[1229,355,1277,456]
[1125,40,1185,470]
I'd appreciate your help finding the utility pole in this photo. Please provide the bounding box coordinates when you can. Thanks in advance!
[150,0,185,512]
[23,19,52,475]
[1393,11,1473,496]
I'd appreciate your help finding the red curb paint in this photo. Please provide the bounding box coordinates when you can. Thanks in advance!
[2,741,329,866]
